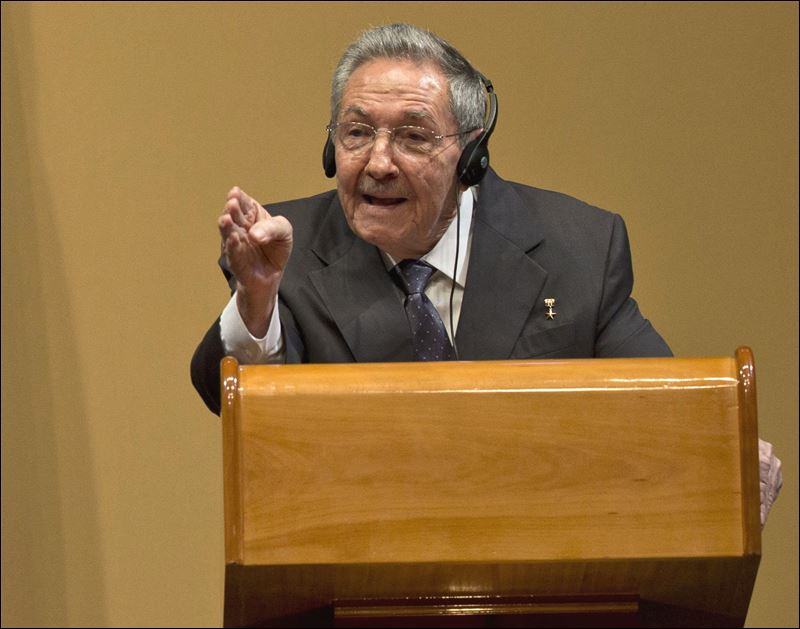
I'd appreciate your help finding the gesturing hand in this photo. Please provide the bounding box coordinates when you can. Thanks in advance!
[218,187,293,337]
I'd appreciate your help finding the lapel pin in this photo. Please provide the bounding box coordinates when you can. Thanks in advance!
[544,298,557,320]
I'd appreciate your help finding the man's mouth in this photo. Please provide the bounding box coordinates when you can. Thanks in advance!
[363,194,407,207]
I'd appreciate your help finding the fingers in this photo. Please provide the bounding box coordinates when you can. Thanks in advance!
[218,189,254,269]
[218,188,294,274]
[219,186,262,244]
[224,188,250,228]
[221,187,288,243]
[217,212,241,242]
[218,220,247,260]
[226,186,269,228]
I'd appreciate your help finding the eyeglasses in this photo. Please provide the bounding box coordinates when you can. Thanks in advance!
[327,121,477,156]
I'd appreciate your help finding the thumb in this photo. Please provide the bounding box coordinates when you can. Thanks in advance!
[250,215,293,245]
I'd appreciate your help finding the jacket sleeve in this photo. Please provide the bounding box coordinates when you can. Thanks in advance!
[190,318,225,415]
[189,252,237,415]
[190,252,308,415]
[594,214,672,358]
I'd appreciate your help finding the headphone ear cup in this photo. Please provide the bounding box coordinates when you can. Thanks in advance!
[457,137,490,187]
[322,136,336,178]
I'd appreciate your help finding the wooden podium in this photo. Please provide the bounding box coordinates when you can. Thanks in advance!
[220,348,761,627]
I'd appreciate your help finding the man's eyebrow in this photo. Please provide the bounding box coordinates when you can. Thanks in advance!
[343,106,368,117]
[405,110,433,122]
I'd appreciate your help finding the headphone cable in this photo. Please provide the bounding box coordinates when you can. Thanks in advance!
[449,187,461,360]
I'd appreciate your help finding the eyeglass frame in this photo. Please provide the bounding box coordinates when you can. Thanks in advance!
[326,121,480,156]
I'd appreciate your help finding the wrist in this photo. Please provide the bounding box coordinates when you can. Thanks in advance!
[236,279,280,338]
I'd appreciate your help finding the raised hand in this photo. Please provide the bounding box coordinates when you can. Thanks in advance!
[218,187,293,337]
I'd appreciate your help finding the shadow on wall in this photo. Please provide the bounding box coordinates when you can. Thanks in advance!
[1,4,107,626]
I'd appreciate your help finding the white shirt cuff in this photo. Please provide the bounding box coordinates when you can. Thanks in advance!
[219,292,284,363]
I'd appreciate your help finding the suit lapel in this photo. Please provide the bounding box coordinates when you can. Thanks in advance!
[456,170,548,359]
[304,172,547,362]
[308,199,414,362]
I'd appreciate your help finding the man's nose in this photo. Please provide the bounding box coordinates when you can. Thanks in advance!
[364,133,400,179]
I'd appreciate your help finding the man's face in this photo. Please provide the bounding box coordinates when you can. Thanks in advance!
[335,58,465,260]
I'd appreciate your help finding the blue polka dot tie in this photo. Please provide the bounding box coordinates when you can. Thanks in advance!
[393,259,456,361]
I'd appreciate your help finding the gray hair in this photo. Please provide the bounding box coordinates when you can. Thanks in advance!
[331,23,486,146]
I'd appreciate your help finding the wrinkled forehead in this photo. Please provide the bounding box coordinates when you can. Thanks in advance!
[341,58,453,123]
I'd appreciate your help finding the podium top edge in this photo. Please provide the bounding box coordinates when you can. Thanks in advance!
[230,356,740,394]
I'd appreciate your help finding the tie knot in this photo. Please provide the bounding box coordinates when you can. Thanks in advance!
[394,259,435,295]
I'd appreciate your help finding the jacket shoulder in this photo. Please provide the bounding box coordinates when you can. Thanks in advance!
[502,178,617,225]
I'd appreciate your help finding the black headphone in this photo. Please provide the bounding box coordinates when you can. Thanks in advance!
[323,73,498,187]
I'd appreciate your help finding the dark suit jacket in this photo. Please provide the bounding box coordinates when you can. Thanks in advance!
[191,169,671,414]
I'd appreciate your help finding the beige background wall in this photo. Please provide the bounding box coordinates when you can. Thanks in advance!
[2,2,796,627]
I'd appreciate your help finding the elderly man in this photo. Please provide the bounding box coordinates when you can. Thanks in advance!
[190,23,779,522]
[192,23,671,412]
